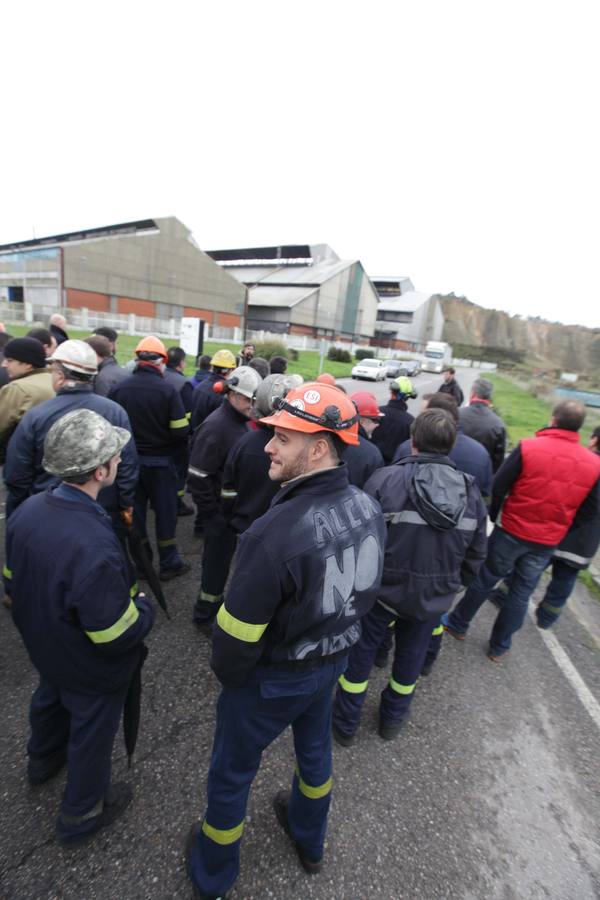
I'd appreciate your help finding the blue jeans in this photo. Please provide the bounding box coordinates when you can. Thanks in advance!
[188,656,347,897]
[444,527,554,655]
[536,559,579,628]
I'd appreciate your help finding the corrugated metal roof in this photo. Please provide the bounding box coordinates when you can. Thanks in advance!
[377,291,433,314]
[248,285,316,308]
[233,257,354,288]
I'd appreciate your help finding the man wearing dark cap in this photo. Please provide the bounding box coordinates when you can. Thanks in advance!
[0,338,54,457]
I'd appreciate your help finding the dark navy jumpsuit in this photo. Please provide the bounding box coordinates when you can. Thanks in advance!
[187,464,386,898]
[5,484,155,840]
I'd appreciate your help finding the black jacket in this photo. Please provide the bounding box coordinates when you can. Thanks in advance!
[211,464,386,687]
[459,401,506,472]
[163,366,193,416]
[188,399,250,520]
[190,372,225,430]
[371,397,414,464]
[364,455,488,621]
[343,427,385,488]
[394,430,493,500]
[6,484,155,694]
[221,424,278,533]
[439,378,464,406]
[94,356,128,398]
[110,365,189,457]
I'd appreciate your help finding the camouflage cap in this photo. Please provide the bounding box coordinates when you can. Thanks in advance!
[43,409,131,479]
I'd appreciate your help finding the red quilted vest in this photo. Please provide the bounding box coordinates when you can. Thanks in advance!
[500,428,600,545]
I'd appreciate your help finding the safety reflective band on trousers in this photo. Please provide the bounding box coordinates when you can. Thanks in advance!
[539,601,563,615]
[157,538,176,547]
[295,768,332,799]
[217,606,268,643]
[200,591,222,604]
[170,418,188,428]
[338,674,368,694]
[85,599,140,644]
[130,582,138,597]
[220,489,238,499]
[389,678,416,695]
[58,797,104,826]
[2,565,12,579]
[432,624,444,636]
[202,818,245,845]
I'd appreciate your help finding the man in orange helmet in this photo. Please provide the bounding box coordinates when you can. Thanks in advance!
[186,382,386,899]
[110,336,191,581]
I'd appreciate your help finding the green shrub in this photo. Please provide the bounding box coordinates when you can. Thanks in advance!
[327,346,352,363]
[355,348,373,361]
[253,341,290,361]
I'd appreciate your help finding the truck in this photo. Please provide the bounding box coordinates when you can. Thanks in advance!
[422,341,452,374]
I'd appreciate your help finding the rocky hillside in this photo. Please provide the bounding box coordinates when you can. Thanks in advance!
[439,295,600,375]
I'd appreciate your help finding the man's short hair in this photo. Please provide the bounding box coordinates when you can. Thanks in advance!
[249,356,270,379]
[197,354,211,370]
[167,347,186,368]
[85,335,112,359]
[93,326,118,343]
[471,378,493,401]
[270,356,288,374]
[309,430,343,462]
[591,425,600,443]
[446,367,456,375]
[411,408,457,454]
[552,400,586,432]
[426,392,459,424]
[27,327,52,347]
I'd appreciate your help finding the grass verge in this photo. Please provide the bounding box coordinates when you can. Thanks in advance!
[3,324,354,381]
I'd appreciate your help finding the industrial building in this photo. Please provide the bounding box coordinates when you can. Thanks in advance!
[207,244,381,342]
[370,276,444,350]
[0,217,245,328]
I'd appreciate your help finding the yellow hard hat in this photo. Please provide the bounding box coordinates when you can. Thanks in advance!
[210,349,236,369]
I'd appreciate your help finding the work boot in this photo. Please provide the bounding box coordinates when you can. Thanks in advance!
[273,792,323,875]
[159,561,191,582]
[378,718,407,742]
[442,623,466,641]
[185,823,227,899]
[332,723,355,748]
[487,648,509,663]
[177,498,195,517]
[27,748,67,785]
[56,782,133,846]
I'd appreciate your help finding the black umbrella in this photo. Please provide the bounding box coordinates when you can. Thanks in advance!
[121,510,171,619]
[123,643,149,767]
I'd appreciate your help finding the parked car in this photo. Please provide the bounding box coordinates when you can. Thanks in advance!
[351,358,387,381]
[382,359,402,378]
[398,359,421,377]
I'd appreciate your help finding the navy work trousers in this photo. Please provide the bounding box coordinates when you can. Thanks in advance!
[28,678,127,839]
[188,656,347,898]
[444,526,554,655]
[133,460,183,573]
[193,515,237,625]
[333,603,436,738]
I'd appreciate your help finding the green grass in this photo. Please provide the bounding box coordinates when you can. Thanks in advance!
[578,570,600,605]
[486,372,600,449]
[4,323,354,381]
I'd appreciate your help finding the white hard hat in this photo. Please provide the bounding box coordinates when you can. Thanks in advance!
[226,365,262,399]
[50,339,98,375]
[254,373,303,417]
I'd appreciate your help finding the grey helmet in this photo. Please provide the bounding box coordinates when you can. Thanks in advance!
[254,373,303,417]
[43,409,131,479]
[225,365,263,399]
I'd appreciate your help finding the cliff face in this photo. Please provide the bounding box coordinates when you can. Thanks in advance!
[440,296,600,373]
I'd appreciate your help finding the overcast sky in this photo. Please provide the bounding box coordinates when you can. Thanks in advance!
[2,1,599,329]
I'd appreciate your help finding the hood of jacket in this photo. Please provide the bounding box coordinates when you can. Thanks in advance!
[399,454,468,530]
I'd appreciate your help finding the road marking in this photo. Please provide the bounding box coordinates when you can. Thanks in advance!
[528,605,600,732]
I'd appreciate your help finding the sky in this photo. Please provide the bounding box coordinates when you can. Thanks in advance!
[2,1,599,329]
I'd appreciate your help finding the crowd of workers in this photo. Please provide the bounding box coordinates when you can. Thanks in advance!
[1,319,600,899]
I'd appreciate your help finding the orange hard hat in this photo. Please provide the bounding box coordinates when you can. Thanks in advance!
[135,335,167,361]
[316,372,336,386]
[260,381,359,446]
[350,391,384,419]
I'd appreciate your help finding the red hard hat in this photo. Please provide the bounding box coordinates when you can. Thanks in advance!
[350,391,384,419]
[260,381,359,446]
[316,372,336,386]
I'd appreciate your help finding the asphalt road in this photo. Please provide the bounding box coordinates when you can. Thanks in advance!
[1,366,600,899]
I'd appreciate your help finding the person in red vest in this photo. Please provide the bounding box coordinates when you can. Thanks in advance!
[442,400,600,661]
